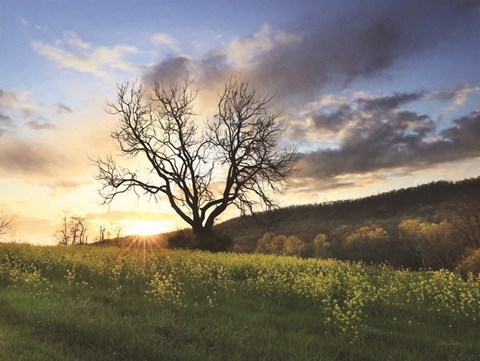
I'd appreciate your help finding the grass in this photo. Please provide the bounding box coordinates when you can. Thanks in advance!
[0,243,479,361]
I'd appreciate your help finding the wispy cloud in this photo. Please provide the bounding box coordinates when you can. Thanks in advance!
[55,104,72,114]
[32,31,140,77]
[426,83,480,111]
[20,18,47,31]
[0,138,60,176]
[151,32,180,52]
[26,120,57,130]
[0,87,70,129]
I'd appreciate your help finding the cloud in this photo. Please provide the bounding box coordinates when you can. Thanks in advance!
[146,56,193,84]
[296,92,480,181]
[221,24,302,69]
[144,24,302,95]
[144,0,480,107]
[151,33,180,52]
[0,87,70,129]
[0,138,60,175]
[47,179,92,192]
[140,0,480,191]
[55,104,72,114]
[26,120,57,130]
[32,32,140,77]
[426,84,480,111]
[63,31,91,50]
[0,113,13,127]
[20,18,47,31]
[0,87,43,118]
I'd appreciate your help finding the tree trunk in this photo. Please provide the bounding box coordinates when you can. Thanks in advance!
[192,225,214,251]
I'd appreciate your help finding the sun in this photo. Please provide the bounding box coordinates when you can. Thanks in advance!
[127,220,169,236]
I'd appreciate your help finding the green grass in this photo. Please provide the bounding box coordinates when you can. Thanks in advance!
[0,243,479,361]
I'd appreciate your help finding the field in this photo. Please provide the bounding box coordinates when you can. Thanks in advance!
[0,243,479,361]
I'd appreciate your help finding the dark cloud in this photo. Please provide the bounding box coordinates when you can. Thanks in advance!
[0,113,14,135]
[146,56,193,84]
[358,93,423,112]
[312,104,354,132]
[144,0,480,106]
[298,97,480,180]
[311,92,424,133]
[441,110,480,153]
[0,113,13,126]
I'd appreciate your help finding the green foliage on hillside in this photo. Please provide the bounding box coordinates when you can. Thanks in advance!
[0,243,479,360]
[217,177,480,268]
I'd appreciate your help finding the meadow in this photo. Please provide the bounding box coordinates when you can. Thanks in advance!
[0,243,479,361]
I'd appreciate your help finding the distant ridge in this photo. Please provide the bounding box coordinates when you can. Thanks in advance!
[216,176,480,251]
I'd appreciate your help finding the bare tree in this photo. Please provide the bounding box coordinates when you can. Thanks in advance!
[98,225,107,243]
[58,215,70,245]
[0,213,13,239]
[56,215,88,245]
[70,216,88,245]
[94,79,295,250]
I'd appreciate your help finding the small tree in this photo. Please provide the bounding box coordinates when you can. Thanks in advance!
[399,218,428,268]
[399,218,463,269]
[255,232,285,255]
[56,215,88,245]
[312,233,331,258]
[345,225,389,262]
[95,79,295,251]
[421,220,463,269]
[282,235,305,257]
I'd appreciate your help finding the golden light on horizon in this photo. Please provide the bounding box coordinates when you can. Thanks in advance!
[124,220,171,236]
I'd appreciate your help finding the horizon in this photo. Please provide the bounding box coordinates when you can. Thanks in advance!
[1,0,480,244]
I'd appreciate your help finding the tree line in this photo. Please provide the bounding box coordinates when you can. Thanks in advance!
[251,195,480,271]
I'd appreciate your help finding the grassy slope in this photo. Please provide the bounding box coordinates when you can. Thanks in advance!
[0,244,479,361]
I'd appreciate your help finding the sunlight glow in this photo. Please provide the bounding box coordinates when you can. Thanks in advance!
[126,220,170,236]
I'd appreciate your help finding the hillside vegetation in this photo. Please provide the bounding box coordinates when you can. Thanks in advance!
[0,243,479,361]
[216,177,480,268]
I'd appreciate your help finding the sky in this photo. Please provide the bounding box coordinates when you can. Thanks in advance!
[1,0,480,244]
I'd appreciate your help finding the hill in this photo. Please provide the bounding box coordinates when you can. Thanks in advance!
[216,177,480,250]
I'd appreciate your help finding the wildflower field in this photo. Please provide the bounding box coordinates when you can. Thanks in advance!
[0,243,479,361]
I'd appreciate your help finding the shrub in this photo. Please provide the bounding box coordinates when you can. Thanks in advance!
[167,229,233,252]
[456,248,480,275]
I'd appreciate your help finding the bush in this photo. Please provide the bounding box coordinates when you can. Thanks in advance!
[167,229,233,252]
[456,248,480,275]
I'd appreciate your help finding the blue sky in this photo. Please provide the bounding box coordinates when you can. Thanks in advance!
[1,0,480,243]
